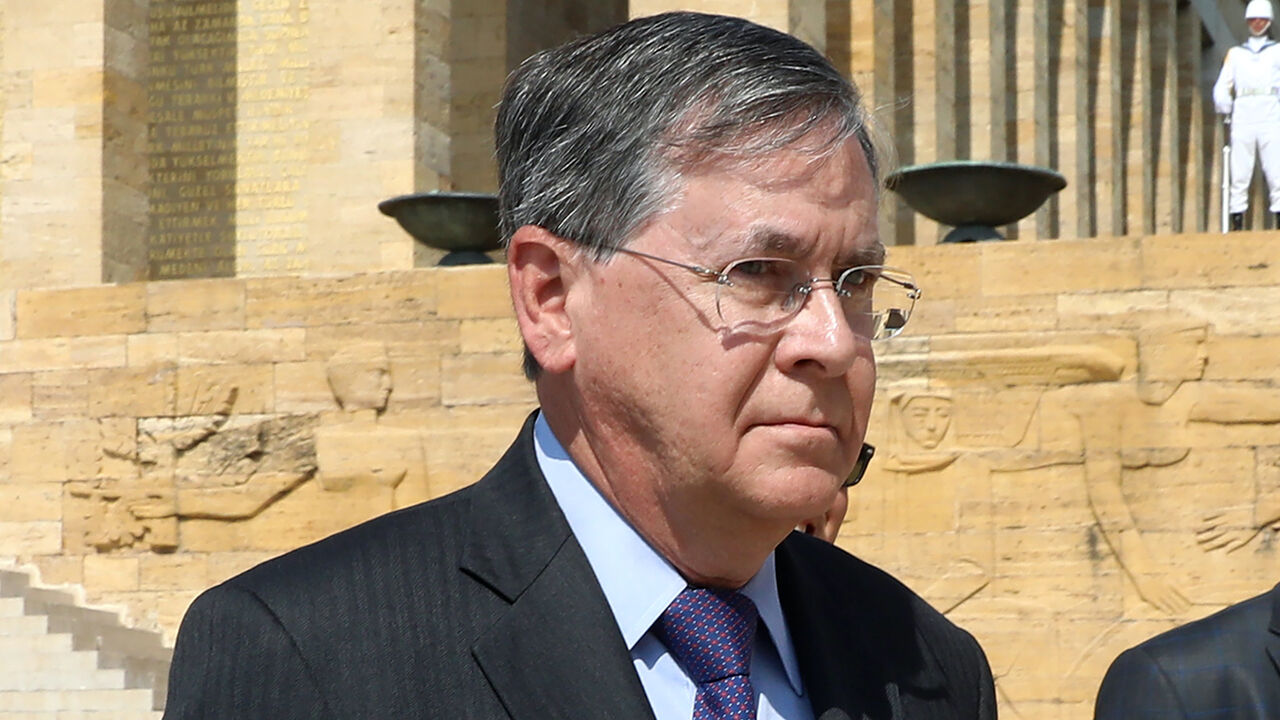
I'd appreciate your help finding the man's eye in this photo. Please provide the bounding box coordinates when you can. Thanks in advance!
[734,260,774,276]
[727,260,795,288]
[841,269,873,287]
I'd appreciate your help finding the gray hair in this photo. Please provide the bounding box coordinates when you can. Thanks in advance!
[496,11,879,377]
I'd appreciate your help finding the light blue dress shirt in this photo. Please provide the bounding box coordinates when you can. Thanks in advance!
[534,413,814,720]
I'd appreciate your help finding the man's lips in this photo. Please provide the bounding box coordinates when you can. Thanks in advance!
[752,419,843,437]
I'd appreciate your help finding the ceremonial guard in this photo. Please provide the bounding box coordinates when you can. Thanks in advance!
[1214,0,1280,230]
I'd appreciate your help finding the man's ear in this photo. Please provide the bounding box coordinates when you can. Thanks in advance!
[507,225,581,374]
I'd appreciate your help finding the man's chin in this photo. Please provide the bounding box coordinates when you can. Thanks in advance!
[734,468,845,519]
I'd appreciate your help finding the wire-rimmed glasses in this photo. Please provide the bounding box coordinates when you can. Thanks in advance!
[614,248,921,339]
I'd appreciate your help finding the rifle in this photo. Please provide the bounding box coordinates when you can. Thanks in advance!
[1221,115,1232,234]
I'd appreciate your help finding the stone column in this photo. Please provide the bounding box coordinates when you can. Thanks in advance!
[988,0,1011,164]
[1154,0,1178,234]
[232,0,440,277]
[1065,0,1091,239]
[874,0,916,246]
[1010,0,1045,240]
[1180,4,1208,233]
[1094,0,1125,237]
[628,1,826,53]
[966,0,994,161]
[103,0,151,284]
[909,3,938,244]
[450,0,504,195]
[1126,0,1154,235]
[1,3,117,288]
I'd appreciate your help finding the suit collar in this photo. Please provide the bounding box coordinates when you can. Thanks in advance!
[462,413,655,720]
[458,412,569,602]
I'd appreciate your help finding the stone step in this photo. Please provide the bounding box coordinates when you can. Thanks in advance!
[0,648,100,674]
[0,614,49,636]
[0,596,26,617]
[0,568,33,597]
[0,689,155,713]
[0,667,127,692]
[0,633,74,655]
[0,567,169,712]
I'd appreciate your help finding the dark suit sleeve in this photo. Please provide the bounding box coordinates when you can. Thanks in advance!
[941,625,996,720]
[1093,646,1188,720]
[163,583,332,720]
[976,637,997,720]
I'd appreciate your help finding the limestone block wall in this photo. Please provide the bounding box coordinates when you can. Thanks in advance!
[1,2,113,288]
[864,231,1280,719]
[0,265,537,641]
[0,232,1277,720]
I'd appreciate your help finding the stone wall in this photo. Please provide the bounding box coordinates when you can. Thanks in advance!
[0,265,537,639]
[864,231,1280,718]
[2,232,1278,720]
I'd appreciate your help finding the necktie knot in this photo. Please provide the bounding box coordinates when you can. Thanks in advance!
[655,587,759,684]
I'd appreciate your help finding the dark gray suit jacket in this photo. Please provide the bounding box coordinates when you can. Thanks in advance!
[163,414,995,719]
[1094,582,1280,720]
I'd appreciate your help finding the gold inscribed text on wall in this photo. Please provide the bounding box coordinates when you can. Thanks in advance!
[147,0,238,279]
[237,0,311,276]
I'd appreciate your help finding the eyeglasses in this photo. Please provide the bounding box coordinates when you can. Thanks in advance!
[843,443,875,487]
[614,248,920,339]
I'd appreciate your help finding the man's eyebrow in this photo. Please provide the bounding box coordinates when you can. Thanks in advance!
[742,226,886,266]
[841,242,886,267]
[743,226,804,255]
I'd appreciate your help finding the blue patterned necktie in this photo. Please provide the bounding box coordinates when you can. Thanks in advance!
[654,587,759,720]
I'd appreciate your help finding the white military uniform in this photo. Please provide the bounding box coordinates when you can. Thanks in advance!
[1214,35,1280,213]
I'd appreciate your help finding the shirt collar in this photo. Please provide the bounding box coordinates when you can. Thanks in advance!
[533,412,805,694]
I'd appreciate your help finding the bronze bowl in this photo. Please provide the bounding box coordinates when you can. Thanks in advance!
[378,192,502,265]
[886,160,1067,243]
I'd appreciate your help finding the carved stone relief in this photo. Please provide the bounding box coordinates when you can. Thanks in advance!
[847,386,994,614]
[847,325,1234,716]
[64,385,319,553]
[62,342,444,553]
[1195,447,1280,554]
[315,341,432,509]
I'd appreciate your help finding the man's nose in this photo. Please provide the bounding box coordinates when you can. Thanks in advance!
[774,282,861,376]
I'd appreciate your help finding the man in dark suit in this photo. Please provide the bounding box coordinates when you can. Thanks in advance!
[164,11,995,719]
[1094,582,1280,719]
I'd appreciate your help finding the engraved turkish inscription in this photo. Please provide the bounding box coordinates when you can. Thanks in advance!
[147,0,238,279]
[238,0,311,276]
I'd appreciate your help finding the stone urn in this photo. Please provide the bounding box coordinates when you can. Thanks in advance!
[378,192,502,266]
[886,160,1067,243]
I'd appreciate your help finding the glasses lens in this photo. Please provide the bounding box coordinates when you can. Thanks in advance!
[716,258,807,327]
[837,266,918,340]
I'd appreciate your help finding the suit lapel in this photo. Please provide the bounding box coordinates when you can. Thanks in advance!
[776,537,870,720]
[776,535,954,720]
[461,414,654,720]
[1267,583,1280,678]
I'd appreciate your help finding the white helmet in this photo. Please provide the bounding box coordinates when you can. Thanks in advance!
[1246,0,1273,20]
